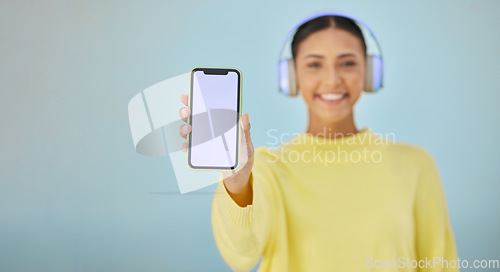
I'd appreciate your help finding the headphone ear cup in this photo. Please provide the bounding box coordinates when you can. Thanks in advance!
[364,54,383,93]
[287,58,299,97]
[365,55,375,93]
[371,54,383,92]
[278,58,290,96]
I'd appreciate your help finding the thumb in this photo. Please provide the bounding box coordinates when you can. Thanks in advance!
[240,113,252,145]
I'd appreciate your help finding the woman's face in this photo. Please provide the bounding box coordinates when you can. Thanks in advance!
[295,27,366,124]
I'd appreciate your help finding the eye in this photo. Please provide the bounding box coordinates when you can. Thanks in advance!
[307,62,321,68]
[340,61,356,67]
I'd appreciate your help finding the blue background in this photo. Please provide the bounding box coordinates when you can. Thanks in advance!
[1,0,499,271]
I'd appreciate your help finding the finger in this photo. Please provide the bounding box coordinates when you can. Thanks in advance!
[179,124,192,139]
[181,142,188,152]
[180,94,188,107]
[179,107,190,123]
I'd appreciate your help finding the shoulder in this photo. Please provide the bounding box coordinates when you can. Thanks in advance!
[255,145,279,158]
[253,146,281,167]
[384,140,438,169]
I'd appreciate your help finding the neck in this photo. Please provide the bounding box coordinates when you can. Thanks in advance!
[306,110,359,139]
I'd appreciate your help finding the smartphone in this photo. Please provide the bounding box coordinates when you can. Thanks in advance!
[187,67,242,170]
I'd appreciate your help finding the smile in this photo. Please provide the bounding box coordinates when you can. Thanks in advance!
[315,93,348,104]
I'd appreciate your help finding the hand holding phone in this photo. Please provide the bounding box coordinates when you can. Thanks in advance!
[179,69,254,207]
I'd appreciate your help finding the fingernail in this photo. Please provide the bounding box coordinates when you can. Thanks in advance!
[182,108,188,115]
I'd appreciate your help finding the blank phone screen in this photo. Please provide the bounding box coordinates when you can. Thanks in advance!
[188,69,240,169]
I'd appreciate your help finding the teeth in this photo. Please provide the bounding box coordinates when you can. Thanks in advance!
[320,93,344,100]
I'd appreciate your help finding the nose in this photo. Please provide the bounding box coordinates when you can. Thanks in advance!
[323,65,342,87]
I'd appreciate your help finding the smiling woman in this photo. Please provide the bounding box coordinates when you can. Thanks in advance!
[294,25,366,135]
[177,12,460,272]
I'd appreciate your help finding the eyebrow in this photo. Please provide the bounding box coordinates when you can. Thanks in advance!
[304,53,356,59]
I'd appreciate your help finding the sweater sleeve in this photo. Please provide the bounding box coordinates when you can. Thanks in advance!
[413,148,459,271]
[211,147,278,272]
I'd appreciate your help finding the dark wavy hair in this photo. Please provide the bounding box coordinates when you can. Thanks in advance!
[291,15,367,60]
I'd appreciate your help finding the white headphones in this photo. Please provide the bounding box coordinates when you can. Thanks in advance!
[277,12,384,97]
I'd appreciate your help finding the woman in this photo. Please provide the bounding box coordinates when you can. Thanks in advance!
[179,14,458,272]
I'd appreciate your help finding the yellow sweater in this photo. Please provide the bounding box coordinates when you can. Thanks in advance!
[211,127,459,272]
